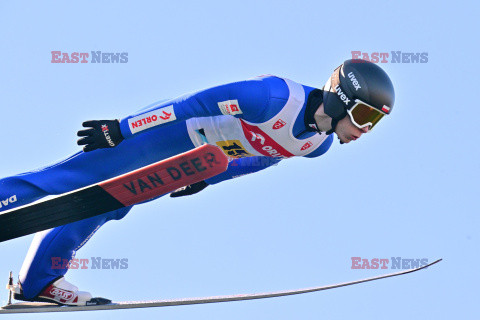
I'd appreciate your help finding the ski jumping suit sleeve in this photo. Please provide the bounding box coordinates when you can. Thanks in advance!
[118,79,272,139]
[0,76,333,299]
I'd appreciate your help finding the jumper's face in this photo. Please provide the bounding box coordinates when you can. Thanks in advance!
[334,115,369,143]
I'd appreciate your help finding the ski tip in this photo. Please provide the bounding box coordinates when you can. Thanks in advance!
[420,258,442,270]
[429,258,442,266]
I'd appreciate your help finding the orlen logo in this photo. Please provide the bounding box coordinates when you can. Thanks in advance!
[240,120,293,158]
[50,288,74,301]
[347,72,361,91]
[335,85,350,105]
[301,141,313,151]
[250,133,284,157]
[272,119,286,130]
[159,110,172,120]
[128,105,177,134]
[0,195,17,209]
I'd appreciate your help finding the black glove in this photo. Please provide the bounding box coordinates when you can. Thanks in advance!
[77,120,124,152]
[170,181,208,198]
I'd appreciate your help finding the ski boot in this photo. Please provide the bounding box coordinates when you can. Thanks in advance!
[6,272,111,306]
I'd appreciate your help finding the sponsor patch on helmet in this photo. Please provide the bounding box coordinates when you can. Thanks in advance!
[334,85,351,105]
[347,72,362,91]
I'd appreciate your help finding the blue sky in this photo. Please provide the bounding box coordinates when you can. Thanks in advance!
[0,0,478,319]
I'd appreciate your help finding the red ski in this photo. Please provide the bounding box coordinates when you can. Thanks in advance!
[0,145,228,242]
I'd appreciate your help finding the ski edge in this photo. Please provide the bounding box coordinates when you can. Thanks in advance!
[0,258,442,314]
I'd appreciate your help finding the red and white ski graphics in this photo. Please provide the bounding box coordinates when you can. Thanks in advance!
[0,145,228,242]
[100,144,228,206]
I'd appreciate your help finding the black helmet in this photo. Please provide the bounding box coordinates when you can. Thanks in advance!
[323,59,395,132]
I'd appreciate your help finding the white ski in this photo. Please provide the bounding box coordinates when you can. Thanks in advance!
[0,259,441,314]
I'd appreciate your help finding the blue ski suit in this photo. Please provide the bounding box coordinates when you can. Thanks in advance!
[0,76,333,299]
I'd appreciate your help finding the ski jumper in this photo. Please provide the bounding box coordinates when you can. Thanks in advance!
[0,76,333,299]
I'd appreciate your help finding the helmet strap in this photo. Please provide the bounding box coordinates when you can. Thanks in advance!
[326,108,347,135]
[326,119,337,135]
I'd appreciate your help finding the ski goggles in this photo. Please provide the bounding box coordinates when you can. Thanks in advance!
[347,99,389,130]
